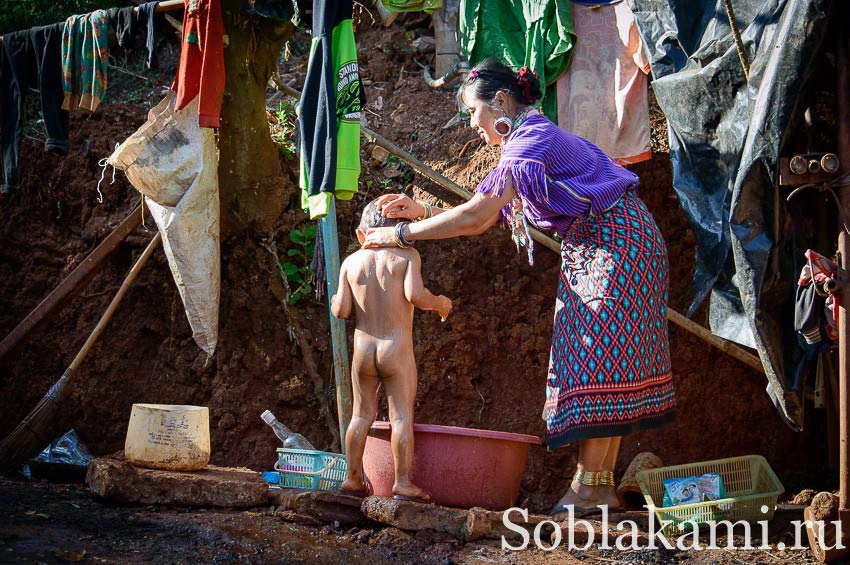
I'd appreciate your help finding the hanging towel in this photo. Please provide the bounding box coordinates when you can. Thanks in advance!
[556,1,651,165]
[173,0,225,128]
[459,0,576,121]
[298,0,363,219]
[61,10,109,112]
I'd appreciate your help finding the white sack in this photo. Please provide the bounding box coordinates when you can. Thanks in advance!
[109,94,220,355]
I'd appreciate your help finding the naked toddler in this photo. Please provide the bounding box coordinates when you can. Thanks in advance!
[331,198,452,502]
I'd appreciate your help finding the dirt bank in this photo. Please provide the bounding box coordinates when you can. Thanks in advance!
[0,13,831,519]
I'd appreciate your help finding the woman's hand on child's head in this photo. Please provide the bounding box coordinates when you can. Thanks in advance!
[436,295,452,322]
[362,227,397,248]
[376,194,424,220]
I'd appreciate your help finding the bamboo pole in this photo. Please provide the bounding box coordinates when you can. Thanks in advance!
[274,80,766,374]
[321,202,352,452]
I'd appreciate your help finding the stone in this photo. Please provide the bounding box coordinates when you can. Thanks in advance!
[275,510,322,526]
[792,489,817,506]
[371,145,390,165]
[86,456,268,508]
[809,491,840,522]
[412,36,436,54]
[382,164,404,179]
[269,488,365,526]
[466,507,554,542]
[361,496,468,538]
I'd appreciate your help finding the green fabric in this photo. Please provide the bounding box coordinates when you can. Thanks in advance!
[383,0,442,13]
[332,19,361,204]
[459,0,575,122]
[299,17,361,219]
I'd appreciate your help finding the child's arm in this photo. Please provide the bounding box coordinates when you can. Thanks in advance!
[330,261,353,319]
[403,252,452,321]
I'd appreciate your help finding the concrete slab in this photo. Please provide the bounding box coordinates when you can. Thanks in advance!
[86,456,268,508]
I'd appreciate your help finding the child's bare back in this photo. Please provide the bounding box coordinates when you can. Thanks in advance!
[331,199,451,503]
[337,247,449,381]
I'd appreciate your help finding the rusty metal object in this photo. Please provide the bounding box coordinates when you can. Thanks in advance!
[779,154,841,187]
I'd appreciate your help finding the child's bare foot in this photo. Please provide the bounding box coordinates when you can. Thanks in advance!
[392,482,433,504]
[340,477,372,498]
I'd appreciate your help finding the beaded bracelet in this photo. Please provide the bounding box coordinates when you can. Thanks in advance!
[416,200,433,221]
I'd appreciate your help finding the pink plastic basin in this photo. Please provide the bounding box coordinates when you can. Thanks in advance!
[362,422,541,510]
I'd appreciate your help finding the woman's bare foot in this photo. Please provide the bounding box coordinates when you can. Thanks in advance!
[549,478,621,521]
[392,481,432,504]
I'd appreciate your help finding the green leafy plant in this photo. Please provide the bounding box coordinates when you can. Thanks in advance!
[281,224,317,305]
[270,100,297,160]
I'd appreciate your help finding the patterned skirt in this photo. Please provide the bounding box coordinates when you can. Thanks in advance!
[543,189,676,449]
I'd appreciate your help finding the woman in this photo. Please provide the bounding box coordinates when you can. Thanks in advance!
[362,59,676,518]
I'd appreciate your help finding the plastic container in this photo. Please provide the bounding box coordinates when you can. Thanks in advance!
[362,422,541,510]
[274,448,347,492]
[124,404,210,471]
[636,455,785,535]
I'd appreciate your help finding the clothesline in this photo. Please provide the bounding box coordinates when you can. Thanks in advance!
[0,0,185,42]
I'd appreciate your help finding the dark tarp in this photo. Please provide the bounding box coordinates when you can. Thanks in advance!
[628,0,830,429]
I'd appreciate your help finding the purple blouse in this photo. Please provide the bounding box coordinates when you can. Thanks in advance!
[476,113,639,239]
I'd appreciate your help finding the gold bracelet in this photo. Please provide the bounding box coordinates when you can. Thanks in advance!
[573,469,616,486]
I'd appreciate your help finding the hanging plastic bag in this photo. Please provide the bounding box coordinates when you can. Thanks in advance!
[109,94,220,355]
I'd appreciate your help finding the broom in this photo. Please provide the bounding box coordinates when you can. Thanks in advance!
[0,232,162,475]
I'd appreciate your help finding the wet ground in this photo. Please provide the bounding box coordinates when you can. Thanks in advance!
[0,478,823,564]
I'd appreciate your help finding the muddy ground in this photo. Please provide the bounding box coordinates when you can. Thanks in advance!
[0,9,834,564]
[0,478,823,564]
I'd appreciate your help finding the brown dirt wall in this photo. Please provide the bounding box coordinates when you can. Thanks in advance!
[0,14,828,514]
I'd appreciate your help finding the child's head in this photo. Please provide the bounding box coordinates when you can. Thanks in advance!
[357,198,402,244]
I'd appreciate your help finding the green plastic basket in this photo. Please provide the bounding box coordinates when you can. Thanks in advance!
[273,448,348,492]
[636,455,784,535]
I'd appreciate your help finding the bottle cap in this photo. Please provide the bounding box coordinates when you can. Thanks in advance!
[260,410,276,425]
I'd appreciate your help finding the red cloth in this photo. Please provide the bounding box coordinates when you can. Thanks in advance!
[173,0,225,128]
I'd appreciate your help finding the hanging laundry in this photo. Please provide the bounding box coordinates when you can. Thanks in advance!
[556,1,651,165]
[107,6,139,50]
[298,0,363,220]
[0,23,70,197]
[136,2,160,69]
[459,0,576,121]
[382,0,443,13]
[61,10,110,112]
[173,0,225,128]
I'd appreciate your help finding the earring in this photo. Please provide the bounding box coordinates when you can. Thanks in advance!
[494,116,513,137]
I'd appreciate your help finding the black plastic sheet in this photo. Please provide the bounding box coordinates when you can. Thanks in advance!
[629,0,830,428]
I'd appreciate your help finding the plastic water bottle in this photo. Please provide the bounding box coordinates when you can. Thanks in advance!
[260,410,315,450]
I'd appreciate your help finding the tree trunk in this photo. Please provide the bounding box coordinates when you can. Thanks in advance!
[218,1,295,234]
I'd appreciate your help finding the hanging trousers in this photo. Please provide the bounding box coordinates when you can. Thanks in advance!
[0,22,70,195]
